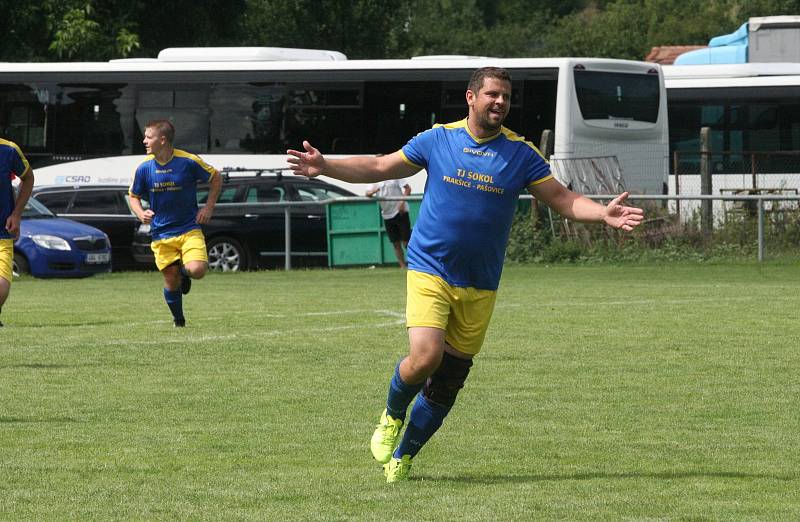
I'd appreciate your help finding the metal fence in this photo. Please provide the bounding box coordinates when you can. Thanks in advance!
[269,193,800,269]
[582,193,800,262]
[672,150,800,195]
[670,150,800,224]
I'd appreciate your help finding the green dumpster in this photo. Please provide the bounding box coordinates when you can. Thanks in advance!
[327,199,420,267]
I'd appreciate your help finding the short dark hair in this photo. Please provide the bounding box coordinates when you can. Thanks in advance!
[146,119,175,143]
[468,67,512,93]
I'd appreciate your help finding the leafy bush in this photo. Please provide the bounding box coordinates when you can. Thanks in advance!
[505,202,800,264]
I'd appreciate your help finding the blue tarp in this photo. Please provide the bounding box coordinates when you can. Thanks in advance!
[674,22,748,64]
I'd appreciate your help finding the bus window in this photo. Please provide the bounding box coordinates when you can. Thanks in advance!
[574,70,660,124]
[136,87,210,152]
[54,84,131,156]
[0,85,47,150]
[285,85,362,153]
[7,104,45,148]
[210,84,290,154]
[362,81,440,153]
[521,78,558,149]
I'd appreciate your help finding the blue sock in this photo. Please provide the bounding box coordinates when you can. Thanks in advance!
[386,362,423,421]
[394,394,450,459]
[163,288,184,321]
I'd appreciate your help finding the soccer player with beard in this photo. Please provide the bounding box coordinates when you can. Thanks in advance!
[288,67,645,482]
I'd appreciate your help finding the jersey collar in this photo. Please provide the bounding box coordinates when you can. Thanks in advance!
[463,118,502,144]
[154,150,175,166]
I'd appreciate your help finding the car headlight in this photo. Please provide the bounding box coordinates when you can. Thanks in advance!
[31,234,72,251]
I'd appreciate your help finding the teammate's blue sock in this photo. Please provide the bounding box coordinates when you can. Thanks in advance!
[386,362,423,421]
[163,288,184,321]
[394,393,450,459]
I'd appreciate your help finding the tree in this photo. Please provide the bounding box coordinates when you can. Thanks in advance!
[241,0,412,59]
[45,1,142,60]
[542,0,800,61]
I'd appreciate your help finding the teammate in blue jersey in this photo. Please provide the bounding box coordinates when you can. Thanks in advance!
[0,139,34,327]
[129,120,221,327]
[288,67,645,482]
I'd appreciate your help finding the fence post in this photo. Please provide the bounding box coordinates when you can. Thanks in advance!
[673,150,681,222]
[700,127,713,238]
[539,129,554,160]
[534,129,555,226]
[757,197,765,262]
[284,205,292,270]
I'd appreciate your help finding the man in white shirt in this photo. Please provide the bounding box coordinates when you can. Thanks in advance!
[366,178,412,268]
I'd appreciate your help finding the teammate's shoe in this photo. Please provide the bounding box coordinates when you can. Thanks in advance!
[383,455,412,483]
[180,268,192,295]
[174,318,186,328]
[370,409,403,464]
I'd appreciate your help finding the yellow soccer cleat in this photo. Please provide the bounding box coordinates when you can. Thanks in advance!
[370,409,403,464]
[383,455,412,483]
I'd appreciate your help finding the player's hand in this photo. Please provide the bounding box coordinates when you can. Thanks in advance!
[140,209,154,224]
[5,214,20,239]
[603,192,644,231]
[286,141,324,178]
[196,205,214,224]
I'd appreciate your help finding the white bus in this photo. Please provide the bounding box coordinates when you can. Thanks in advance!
[1,48,668,194]
[664,62,800,195]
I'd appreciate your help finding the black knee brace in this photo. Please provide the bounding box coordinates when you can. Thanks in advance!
[422,352,473,408]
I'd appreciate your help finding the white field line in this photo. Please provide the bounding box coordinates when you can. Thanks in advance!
[495,295,773,309]
[102,319,407,347]
[8,296,781,349]
[11,309,407,349]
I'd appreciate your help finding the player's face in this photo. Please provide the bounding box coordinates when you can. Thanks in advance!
[143,127,166,155]
[467,77,511,132]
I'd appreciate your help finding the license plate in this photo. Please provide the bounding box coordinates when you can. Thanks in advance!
[86,252,111,264]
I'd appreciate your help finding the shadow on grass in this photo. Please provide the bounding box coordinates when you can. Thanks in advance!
[419,470,797,483]
[11,320,119,328]
[0,416,79,424]
[0,363,84,370]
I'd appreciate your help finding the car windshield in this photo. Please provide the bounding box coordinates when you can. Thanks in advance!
[22,197,56,218]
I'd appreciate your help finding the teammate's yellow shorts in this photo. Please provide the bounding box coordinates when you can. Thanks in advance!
[150,229,208,271]
[0,239,13,283]
[406,270,497,356]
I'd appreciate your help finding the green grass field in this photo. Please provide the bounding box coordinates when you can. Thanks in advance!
[1,263,799,520]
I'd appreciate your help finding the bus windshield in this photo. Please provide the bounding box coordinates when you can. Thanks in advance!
[573,70,660,123]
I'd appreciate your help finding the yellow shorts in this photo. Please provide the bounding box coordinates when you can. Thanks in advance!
[406,270,497,356]
[151,229,208,271]
[0,239,13,283]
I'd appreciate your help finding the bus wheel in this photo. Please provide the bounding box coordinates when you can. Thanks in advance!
[207,237,247,272]
[12,253,30,277]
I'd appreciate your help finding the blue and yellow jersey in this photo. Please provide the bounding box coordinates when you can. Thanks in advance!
[400,119,552,290]
[0,138,32,240]
[129,149,216,241]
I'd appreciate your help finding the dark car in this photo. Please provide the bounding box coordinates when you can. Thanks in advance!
[14,198,112,278]
[132,172,356,271]
[31,185,150,270]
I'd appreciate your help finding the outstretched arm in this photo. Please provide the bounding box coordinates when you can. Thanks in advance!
[287,141,419,183]
[529,178,644,231]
